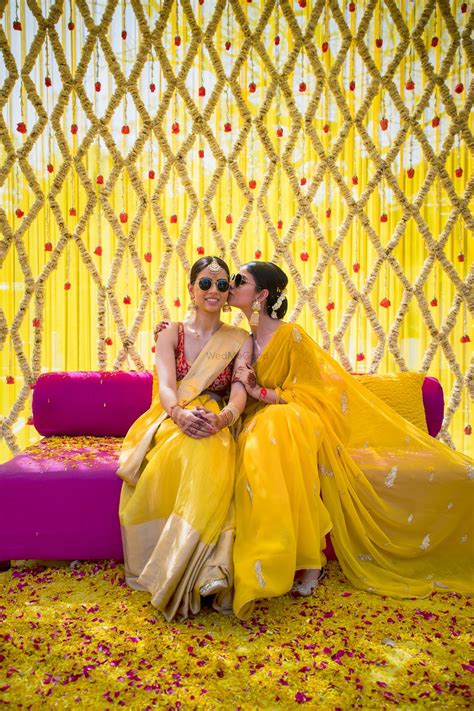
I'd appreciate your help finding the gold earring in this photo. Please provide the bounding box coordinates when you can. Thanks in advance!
[250,300,261,327]
[222,302,231,312]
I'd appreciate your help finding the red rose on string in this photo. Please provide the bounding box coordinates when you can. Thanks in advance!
[174,36,181,47]
[454,83,464,94]
[225,41,231,50]
[121,125,130,135]
[326,301,335,310]
[94,245,102,256]
[274,36,280,46]
[356,353,365,362]
[249,179,257,189]
[121,30,127,40]
[68,21,74,30]
[254,249,262,259]
[376,38,383,48]
[299,81,307,92]
[198,149,204,158]
[277,219,283,229]
[45,242,53,251]
[352,175,358,185]
[148,169,155,179]
[430,298,437,307]
[349,2,356,11]
[174,298,181,307]
[380,297,391,308]
[17,122,27,134]
[457,253,464,262]
[300,177,307,186]
[300,251,309,262]
[353,262,360,273]
[461,2,467,12]
[171,121,180,134]
[380,213,388,223]
[105,337,113,346]
[45,77,52,87]
[6,375,15,384]
[406,79,415,90]
[119,212,128,223]
[144,252,152,262]
[95,81,101,92]
[460,334,470,343]
[15,208,24,218]
[123,295,131,305]
[170,214,178,224]
[380,117,388,130]
[322,42,329,53]
[226,214,232,224]
[27,417,34,426]
[407,167,415,179]
[96,175,104,185]
[349,80,355,91]
[32,318,41,328]
[47,163,54,173]
[455,167,463,178]
[249,82,256,93]
[224,122,232,132]
[199,86,206,97]
[13,20,22,30]
[431,36,439,47]
[150,82,156,92]
[64,282,71,290]
[299,0,307,8]
[69,207,76,216]
[326,209,331,218]
[322,124,329,133]
[71,123,78,134]
[276,127,283,137]
[197,246,205,255]
[464,425,472,435]
[431,116,440,128]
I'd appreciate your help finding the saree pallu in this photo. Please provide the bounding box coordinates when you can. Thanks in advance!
[118,323,248,621]
[233,323,473,620]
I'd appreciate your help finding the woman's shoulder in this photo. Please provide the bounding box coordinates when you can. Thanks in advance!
[154,321,180,345]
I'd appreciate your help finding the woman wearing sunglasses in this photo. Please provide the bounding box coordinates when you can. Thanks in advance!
[117,256,252,621]
[228,262,473,620]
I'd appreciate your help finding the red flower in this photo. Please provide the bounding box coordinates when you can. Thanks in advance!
[348,2,356,11]
[68,21,75,31]
[144,252,152,262]
[119,212,128,223]
[356,352,365,361]
[406,79,415,90]
[105,337,113,345]
[13,20,22,30]
[96,175,104,185]
[455,167,463,178]
[94,245,102,256]
[121,125,130,135]
[226,214,232,224]
[199,86,206,97]
[380,117,388,130]
[171,121,180,134]
[274,36,280,46]
[326,301,335,310]
[45,76,52,87]
[249,82,256,93]
[376,38,383,48]
[430,297,437,307]
[454,83,464,94]
[6,376,15,384]
[431,36,439,47]
[326,208,331,218]
[249,179,257,189]
[300,177,307,186]
[224,122,232,132]
[276,127,283,137]
[380,213,388,223]
[461,2,467,12]
[352,175,358,185]
[457,253,464,262]
[349,80,355,91]
[71,123,78,134]
[32,318,41,328]
[380,297,391,308]
[407,167,415,179]
[322,41,329,53]
[353,262,360,273]
[16,122,27,134]
[45,242,53,251]
[431,116,440,128]
[277,219,283,229]
[150,82,156,92]
[121,30,127,40]
[69,207,76,216]
[174,35,181,47]
[123,295,131,305]
[27,416,34,426]
[464,425,472,435]
[15,208,24,218]
[300,251,309,262]
[198,149,204,158]
[197,246,205,255]
[299,81,307,92]
[47,163,54,173]
[460,334,471,343]
[225,41,231,50]
[170,214,178,224]
[64,281,71,290]
[148,169,155,179]
[322,123,329,133]
[254,249,262,259]
[174,298,181,307]
[151,345,155,353]
[299,0,307,8]
[95,81,101,92]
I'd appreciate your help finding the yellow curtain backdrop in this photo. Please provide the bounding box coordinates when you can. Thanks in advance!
[0,0,472,462]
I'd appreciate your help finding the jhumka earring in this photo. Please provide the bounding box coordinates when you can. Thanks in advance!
[250,300,261,327]
[222,302,231,312]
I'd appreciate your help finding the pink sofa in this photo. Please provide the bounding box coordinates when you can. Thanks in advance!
[0,371,444,570]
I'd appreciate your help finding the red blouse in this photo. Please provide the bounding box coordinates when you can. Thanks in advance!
[175,322,234,393]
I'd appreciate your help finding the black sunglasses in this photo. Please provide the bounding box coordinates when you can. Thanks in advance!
[230,273,252,288]
[197,277,230,292]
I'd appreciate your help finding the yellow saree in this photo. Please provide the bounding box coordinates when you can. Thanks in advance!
[118,323,247,621]
[233,323,473,620]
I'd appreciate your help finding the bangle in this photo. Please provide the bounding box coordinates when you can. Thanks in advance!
[259,387,268,401]
[220,402,240,426]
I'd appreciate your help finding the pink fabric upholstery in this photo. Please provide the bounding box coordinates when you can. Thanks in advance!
[0,370,444,564]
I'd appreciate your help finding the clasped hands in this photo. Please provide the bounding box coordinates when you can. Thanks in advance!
[232,364,260,399]
[171,404,227,439]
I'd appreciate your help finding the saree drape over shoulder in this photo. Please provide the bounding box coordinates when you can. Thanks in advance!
[233,323,473,620]
[118,323,248,621]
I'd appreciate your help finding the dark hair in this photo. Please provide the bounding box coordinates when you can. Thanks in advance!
[189,256,230,284]
[243,261,289,319]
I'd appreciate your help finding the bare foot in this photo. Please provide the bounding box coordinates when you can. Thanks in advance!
[291,568,324,597]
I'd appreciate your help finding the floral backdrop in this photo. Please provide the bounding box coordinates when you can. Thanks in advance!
[0,0,472,461]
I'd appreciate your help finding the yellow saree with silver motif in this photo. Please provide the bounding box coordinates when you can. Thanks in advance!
[233,323,473,620]
[118,323,248,621]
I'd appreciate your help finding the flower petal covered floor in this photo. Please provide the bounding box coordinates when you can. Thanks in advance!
[0,561,472,708]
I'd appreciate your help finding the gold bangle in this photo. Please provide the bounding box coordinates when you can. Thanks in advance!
[221,402,240,426]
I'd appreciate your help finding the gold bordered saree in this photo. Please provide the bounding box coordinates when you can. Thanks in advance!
[233,323,473,620]
[118,323,247,621]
